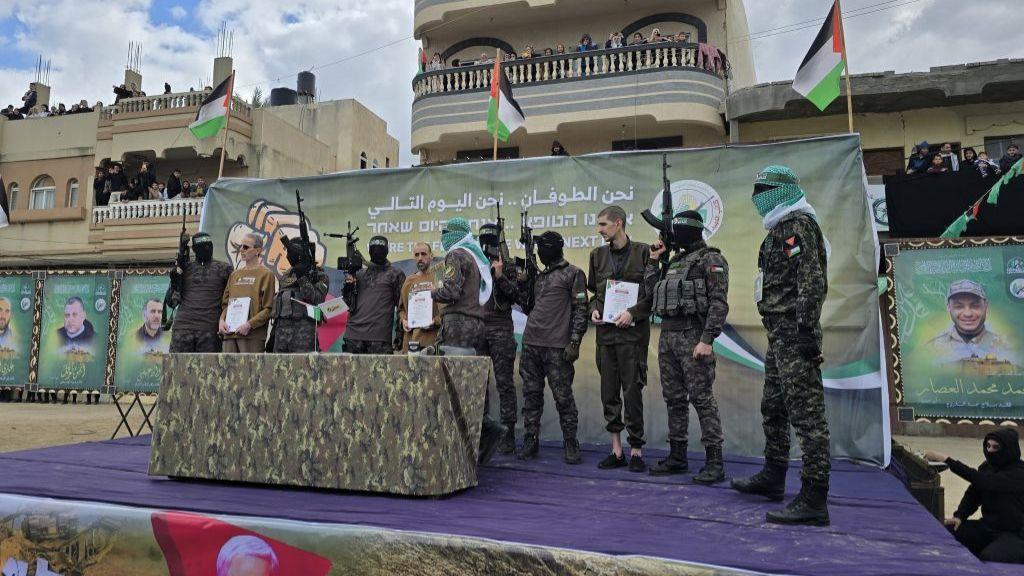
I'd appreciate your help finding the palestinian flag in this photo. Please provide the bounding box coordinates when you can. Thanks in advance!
[419,47,427,73]
[189,73,233,140]
[0,175,9,228]
[792,0,846,111]
[486,57,525,142]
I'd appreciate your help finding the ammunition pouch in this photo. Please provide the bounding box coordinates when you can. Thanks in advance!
[653,264,710,318]
[273,288,308,320]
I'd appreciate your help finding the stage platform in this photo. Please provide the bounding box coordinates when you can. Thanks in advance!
[0,436,1019,576]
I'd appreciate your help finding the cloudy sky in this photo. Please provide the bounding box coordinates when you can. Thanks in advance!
[1,0,1021,166]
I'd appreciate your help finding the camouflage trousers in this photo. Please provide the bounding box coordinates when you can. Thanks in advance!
[658,329,724,449]
[271,318,319,353]
[169,329,221,353]
[438,313,485,352]
[596,343,645,448]
[479,324,518,427]
[343,338,393,355]
[519,344,578,440]
[761,314,831,483]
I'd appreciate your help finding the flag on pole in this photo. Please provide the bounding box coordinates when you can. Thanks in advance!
[487,59,525,142]
[793,0,846,111]
[189,74,233,140]
[419,47,427,73]
[0,175,9,229]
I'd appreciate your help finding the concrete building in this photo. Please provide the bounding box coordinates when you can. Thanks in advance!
[0,59,399,267]
[412,0,756,163]
[727,59,1024,176]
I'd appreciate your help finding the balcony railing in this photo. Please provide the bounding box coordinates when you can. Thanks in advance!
[413,42,726,98]
[100,90,252,120]
[93,197,205,224]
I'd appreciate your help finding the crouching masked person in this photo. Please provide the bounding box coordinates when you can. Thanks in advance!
[168,232,232,353]
[267,237,329,353]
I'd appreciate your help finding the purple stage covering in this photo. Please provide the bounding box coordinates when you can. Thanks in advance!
[0,436,1019,576]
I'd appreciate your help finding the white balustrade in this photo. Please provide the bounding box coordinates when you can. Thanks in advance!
[101,90,252,120]
[93,197,205,224]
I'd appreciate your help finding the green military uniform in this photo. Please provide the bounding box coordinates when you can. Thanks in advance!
[269,267,329,353]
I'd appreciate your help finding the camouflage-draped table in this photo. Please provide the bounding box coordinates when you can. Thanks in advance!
[149,353,493,496]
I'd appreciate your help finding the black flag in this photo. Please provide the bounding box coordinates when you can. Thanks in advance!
[0,175,9,228]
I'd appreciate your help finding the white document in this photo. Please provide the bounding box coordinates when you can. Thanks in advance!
[407,290,433,329]
[225,297,251,332]
[319,296,348,320]
[603,280,639,324]
[754,271,764,304]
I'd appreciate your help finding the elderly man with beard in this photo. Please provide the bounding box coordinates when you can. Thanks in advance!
[925,280,1017,367]
[397,242,442,352]
[731,165,831,527]
[342,235,405,354]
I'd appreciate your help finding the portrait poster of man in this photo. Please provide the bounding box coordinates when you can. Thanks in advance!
[114,275,171,393]
[0,275,36,389]
[893,244,1024,420]
[37,275,111,391]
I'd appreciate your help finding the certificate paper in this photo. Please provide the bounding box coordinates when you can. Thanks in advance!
[225,297,251,332]
[408,291,433,329]
[603,280,639,324]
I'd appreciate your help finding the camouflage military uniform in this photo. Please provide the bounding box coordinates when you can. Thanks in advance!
[269,267,329,353]
[644,242,728,450]
[480,270,520,427]
[434,248,487,350]
[757,212,830,483]
[169,259,232,353]
[520,259,589,440]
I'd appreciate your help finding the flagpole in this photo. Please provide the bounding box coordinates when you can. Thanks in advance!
[837,0,854,133]
[492,49,501,161]
[217,70,236,180]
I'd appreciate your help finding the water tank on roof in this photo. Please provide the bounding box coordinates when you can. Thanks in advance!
[270,87,297,107]
[297,71,316,101]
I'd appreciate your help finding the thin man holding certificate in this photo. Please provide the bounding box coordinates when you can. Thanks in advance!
[219,232,276,353]
[397,242,442,352]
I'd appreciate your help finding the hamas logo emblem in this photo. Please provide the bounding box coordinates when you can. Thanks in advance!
[1010,278,1024,300]
[872,198,888,227]
[649,180,724,240]
[1006,257,1024,275]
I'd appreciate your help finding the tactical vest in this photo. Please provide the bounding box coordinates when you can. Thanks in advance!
[272,283,308,321]
[652,247,718,317]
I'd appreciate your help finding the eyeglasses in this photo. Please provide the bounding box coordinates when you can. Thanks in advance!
[239,244,253,250]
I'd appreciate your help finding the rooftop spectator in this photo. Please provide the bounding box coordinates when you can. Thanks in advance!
[181,179,192,198]
[550,140,569,156]
[166,168,182,199]
[164,82,172,94]
[138,161,156,192]
[19,88,36,115]
[194,177,207,198]
[960,147,978,171]
[94,167,109,207]
[650,28,668,43]
[606,31,624,49]
[479,52,492,65]
[999,144,1022,173]
[577,34,597,52]
[556,43,566,55]
[543,47,554,56]
[939,142,959,172]
[106,164,128,197]
[428,52,444,71]
[926,154,948,174]
[113,83,132,103]
[630,32,646,45]
[56,103,67,116]
[522,45,536,58]
[906,143,929,174]
[976,151,1001,178]
[675,31,691,42]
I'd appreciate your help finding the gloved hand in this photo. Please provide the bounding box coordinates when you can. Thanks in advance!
[796,325,821,361]
[563,340,581,363]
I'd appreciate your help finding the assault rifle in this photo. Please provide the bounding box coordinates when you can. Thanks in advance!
[640,153,675,277]
[161,213,189,330]
[326,221,364,308]
[516,210,538,312]
[495,202,512,266]
[294,189,316,269]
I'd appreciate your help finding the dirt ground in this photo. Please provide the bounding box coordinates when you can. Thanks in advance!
[0,398,986,521]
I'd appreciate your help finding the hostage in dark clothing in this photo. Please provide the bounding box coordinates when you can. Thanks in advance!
[928,428,1024,564]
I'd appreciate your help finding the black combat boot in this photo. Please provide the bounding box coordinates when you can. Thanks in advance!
[497,425,516,454]
[517,433,539,460]
[693,446,726,485]
[730,461,787,501]
[766,479,830,526]
[649,440,688,476]
[564,438,582,465]
[478,419,507,465]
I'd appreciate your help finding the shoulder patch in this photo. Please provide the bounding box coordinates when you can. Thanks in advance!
[783,235,802,258]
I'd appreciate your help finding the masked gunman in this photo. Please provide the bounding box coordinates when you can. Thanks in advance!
[342,235,405,354]
[168,232,233,353]
[927,428,1024,564]
[645,210,728,485]
[517,231,589,465]
[731,165,831,527]
[587,206,653,473]
[268,236,329,353]
[432,217,505,463]
[477,222,522,454]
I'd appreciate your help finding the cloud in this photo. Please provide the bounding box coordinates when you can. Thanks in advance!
[170,5,187,20]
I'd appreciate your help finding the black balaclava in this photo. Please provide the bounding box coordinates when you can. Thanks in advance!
[192,232,214,264]
[478,223,501,261]
[535,231,564,267]
[368,236,389,265]
[984,427,1022,469]
[672,210,704,250]
[284,236,312,275]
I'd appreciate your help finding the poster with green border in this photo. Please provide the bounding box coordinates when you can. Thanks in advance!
[894,243,1024,420]
[37,274,111,391]
[114,275,171,393]
[0,275,35,388]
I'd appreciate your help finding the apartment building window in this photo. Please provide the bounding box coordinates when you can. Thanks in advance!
[66,179,80,207]
[8,183,17,212]
[29,175,55,210]
[360,152,368,169]
[984,135,1023,159]
[385,157,390,168]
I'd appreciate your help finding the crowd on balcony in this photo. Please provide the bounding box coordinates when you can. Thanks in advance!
[1,89,100,120]
[94,162,209,207]
[422,27,725,76]
[906,141,1021,177]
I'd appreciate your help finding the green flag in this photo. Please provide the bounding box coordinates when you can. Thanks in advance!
[939,213,970,239]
